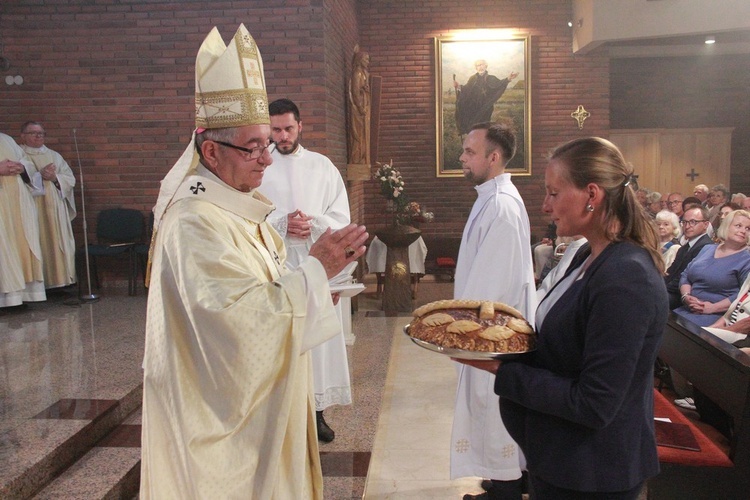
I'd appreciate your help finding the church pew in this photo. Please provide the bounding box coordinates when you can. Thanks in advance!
[647,314,750,499]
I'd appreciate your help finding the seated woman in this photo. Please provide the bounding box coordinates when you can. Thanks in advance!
[712,201,741,240]
[705,272,750,341]
[655,209,681,269]
[689,273,750,440]
[674,209,750,326]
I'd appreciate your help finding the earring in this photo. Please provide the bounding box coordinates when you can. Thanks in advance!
[586,204,595,212]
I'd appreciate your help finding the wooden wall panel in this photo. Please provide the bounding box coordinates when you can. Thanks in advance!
[611,128,733,198]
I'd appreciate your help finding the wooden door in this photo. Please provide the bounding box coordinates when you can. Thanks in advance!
[609,131,660,191]
[610,128,733,197]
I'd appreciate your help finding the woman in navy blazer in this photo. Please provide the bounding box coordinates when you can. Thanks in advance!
[461,137,668,499]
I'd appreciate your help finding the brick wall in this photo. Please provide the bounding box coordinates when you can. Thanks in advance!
[1,1,746,251]
[0,0,360,245]
[358,0,611,239]
[611,55,750,196]
[321,0,363,224]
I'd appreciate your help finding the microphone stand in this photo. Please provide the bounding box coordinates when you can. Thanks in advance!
[73,128,99,302]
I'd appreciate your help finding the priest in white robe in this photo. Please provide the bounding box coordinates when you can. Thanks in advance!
[0,132,46,307]
[451,123,537,500]
[140,25,368,499]
[20,122,77,289]
[263,98,352,443]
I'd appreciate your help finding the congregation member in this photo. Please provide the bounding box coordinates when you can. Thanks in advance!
[451,122,536,500]
[716,202,741,228]
[708,272,750,337]
[0,132,46,307]
[262,97,352,443]
[461,137,668,499]
[532,220,557,282]
[681,196,702,213]
[19,121,77,289]
[635,187,650,208]
[535,235,587,300]
[140,24,368,499]
[743,196,750,211]
[713,201,741,243]
[731,192,747,207]
[678,213,750,436]
[644,191,662,218]
[666,192,684,217]
[674,210,750,327]
[693,184,710,205]
[664,206,713,309]
[708,184,729,228]
[655,209,682,269]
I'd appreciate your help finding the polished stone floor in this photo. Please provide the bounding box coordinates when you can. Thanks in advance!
[0,276,491,499]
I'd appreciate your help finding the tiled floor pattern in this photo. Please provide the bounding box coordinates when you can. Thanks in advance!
[2,277,490,498]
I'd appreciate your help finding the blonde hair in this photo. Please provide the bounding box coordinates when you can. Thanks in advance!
[716,209,750,245]
[550,137,664,273]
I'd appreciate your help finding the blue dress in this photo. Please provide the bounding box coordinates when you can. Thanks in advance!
[674,244,750,326]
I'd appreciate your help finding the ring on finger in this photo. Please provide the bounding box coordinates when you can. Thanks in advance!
[345,246,355,258]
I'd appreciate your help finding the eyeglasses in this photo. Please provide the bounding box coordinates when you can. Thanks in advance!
[667,200,683,206]
[680,219,708,227]
[213,140,274,161]
[23,131,46,137]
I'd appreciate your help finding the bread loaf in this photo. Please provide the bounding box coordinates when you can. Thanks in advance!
[408,299,535,353]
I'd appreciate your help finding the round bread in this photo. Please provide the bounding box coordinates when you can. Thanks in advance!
[408,300,535,353]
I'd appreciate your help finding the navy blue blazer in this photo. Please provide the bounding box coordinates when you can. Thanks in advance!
[495,241,668,492]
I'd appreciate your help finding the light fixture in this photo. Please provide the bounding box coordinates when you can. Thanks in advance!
[705,36,715,44]
[567,21,573,28]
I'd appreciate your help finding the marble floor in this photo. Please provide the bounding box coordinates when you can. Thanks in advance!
[0,276,489,499]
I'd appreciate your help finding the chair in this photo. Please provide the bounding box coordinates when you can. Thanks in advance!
[80,208,144,296]
[134,211,154,291]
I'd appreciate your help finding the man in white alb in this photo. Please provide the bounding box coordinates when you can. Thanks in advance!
[0,132,45,307]
[452,122,537,500]
[262,98,352,442]
[20,121,77,289]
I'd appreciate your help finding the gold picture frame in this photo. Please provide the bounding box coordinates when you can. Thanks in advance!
[435,34,531,177]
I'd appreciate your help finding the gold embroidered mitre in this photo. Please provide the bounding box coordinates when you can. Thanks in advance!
[195,24,269,129]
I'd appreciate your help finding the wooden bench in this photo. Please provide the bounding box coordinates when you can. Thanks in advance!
[422,236,461,282]
[648,314,750,499]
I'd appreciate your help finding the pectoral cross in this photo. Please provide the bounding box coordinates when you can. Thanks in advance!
[685,168,700,182]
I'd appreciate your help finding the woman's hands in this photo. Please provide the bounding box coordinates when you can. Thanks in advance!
[452,358,501,374]
[686,297,731,315]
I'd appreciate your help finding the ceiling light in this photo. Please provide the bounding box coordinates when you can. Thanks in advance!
[705,36,715,44]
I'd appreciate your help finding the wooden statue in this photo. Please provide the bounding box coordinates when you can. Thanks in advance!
[348,45,371,167]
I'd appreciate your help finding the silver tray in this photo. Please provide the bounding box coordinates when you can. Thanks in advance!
[403,325,534,361]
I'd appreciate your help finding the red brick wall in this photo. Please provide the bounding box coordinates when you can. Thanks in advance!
[322,0,363,225]
[357,0,611,239]
[3,1,746,250]
[0,0,360,241]
[611,55,750,197]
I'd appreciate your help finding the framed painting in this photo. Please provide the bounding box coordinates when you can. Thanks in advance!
[435,34,531,177]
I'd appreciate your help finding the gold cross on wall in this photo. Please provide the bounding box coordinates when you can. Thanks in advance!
[571,105,590,129]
